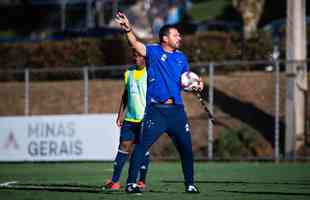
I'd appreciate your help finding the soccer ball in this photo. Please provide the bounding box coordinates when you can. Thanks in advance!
[181,71,201,92]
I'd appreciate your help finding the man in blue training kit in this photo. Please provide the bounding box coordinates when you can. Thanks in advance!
[105,51,150,190]
[115,12,203,193]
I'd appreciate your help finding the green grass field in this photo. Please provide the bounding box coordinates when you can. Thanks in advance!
[0,162,310,200]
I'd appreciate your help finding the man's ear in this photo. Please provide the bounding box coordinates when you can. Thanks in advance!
[163,35,168,43]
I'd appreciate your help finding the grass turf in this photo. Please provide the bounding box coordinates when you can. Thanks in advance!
[0,162,309,200]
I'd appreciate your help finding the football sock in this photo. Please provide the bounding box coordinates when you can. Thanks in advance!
[111,149,129,183]
[139,151,150,182]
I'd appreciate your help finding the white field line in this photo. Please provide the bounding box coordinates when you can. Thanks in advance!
[0,181,18,187]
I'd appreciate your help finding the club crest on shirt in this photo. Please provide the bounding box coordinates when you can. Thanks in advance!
[160,54,167,62]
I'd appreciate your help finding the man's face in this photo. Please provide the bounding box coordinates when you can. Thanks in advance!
[134,52,146,68]
[165,28,182,49]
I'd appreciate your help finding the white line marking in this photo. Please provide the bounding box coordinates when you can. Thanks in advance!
[0,181,18,187]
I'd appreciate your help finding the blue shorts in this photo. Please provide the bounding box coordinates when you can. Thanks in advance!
[127,103,194,186]
[119,120,142,142]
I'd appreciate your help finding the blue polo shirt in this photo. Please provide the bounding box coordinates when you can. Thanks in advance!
[145,44,189,105]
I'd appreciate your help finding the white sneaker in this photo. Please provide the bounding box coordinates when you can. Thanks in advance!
[125,183,142,193]
[185,185,200,193]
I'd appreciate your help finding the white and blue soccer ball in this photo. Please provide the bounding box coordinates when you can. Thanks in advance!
[181,71,202,92]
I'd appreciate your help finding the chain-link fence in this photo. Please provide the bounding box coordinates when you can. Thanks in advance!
[0,60,309,161]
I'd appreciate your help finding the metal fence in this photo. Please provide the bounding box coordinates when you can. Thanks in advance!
[0,59,309,161]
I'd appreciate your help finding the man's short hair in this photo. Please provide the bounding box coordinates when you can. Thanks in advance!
[159,24,178,43]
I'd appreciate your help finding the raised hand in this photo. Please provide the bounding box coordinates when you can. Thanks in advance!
[115,12,132,32]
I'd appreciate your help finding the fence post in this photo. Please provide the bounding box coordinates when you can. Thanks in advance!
[273,46,280,162]
[25,68,30,116]
[208,63,214,160]
[84,67,89,114]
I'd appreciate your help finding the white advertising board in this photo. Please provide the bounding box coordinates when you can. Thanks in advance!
[0,114,119,161]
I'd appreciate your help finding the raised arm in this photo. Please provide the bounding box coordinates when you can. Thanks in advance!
[115,12,146,57]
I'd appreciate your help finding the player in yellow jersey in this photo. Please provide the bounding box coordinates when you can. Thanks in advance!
[104,51,149,190]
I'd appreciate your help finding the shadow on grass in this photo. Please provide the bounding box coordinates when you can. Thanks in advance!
[0,182,177,194]
[162,180,310,186]
[0,183,121,194]
[218,190,310,197]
